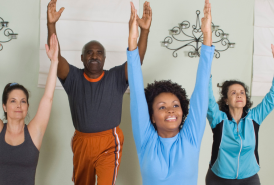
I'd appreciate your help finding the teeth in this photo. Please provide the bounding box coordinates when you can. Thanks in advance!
[166,117,176,120]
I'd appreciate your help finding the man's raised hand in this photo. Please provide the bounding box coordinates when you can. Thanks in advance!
[47,0,65,24]
[137,1,152,31]
[45,33,59,62]
[128,2,139,51]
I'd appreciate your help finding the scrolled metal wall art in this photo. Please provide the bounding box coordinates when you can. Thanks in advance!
[161,10,235,58]
[0,17,18,51]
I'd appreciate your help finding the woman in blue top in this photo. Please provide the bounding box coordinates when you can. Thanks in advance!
[206,45,274,185]
[127,1,214,184]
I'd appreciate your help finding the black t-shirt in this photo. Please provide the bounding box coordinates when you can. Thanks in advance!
[59,63,128,133]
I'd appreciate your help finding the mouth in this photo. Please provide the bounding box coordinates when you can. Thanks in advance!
[88,59,101,64]
[165,116,177,122]
[236,101,243,103]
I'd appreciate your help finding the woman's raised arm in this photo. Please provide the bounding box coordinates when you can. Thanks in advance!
[28,34,59,150]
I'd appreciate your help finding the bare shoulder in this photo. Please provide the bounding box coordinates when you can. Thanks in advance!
[0,119,3,133]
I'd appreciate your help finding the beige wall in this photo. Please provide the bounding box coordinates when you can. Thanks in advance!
[1,0,273,184]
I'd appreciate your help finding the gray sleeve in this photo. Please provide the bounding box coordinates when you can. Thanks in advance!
[109,62,129,93]
[58,64,81,94]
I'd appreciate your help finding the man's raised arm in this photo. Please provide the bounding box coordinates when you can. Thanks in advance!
[137,1,152,64]
[47,0,69,80]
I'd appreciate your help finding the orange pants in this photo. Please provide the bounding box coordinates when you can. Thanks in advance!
[72,127,124,185]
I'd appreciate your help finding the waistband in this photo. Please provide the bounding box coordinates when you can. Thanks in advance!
[74,126,122,138]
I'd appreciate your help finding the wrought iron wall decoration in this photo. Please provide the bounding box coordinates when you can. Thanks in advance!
[161,10,235,58]
[0,17,18,51]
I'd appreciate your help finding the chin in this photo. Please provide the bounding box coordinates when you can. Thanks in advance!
[167,125,181,131]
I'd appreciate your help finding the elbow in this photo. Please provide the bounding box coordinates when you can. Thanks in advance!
[42,96,53,105]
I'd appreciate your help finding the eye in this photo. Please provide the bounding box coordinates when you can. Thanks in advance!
[232,92,236,95]
[159,106,165,110]
[98,51,102,54]
[11,100,15,103]
[22,100,27,103]
[174,104,179,108]
[241,91,245,94]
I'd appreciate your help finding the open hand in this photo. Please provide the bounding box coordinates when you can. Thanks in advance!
[47,0,65,24]
[271,44,274,58]
[45,34,59,62]
[137,2,152,31]
[128,2,139,50]
[201,0,212,34]
[129,2,139,40]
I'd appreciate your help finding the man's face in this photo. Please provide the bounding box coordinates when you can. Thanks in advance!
[81,42,106,73]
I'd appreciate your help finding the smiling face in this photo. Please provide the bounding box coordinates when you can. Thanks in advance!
[3,89,29,121]
[81,41,106,74]
[226,84,246,109]
[151,92,183,137]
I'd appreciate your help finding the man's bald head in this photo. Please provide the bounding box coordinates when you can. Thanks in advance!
[82,40,106,57]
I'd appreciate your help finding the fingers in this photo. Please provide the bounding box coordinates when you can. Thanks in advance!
[203,0,210,18]
[54,34,59,49]
[58,7,65,15]
[130,2,135,21]
[143,1,151,17]
[45,44,50,54]
[148,2,152,18]
[130,2,137,22]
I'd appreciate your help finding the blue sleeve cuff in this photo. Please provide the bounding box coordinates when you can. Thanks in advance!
[127,47,139,56]
[201,44,215,52]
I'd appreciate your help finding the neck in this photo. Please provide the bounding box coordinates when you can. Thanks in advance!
[157,129,179,138]
[84,69,104,79]
[6,118,25,134]
[229,107,243,124]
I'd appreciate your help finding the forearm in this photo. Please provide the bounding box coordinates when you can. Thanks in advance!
[129,37,138,51]
[203,32,212,47]
[137,29,149,64]
[43,60,58,101]
[208,77,217,107]
[207,76,220,123]
[190,45,215,120]
[47,23,62,59]
[127,48,151,150]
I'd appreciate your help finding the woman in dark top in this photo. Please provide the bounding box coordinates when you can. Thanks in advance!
[0,34,59,185]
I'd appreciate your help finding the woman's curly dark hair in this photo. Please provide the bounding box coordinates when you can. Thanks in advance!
[144,80,190,130]
[217,80,253,115]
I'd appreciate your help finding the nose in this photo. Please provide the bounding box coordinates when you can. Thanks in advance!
[91,52,98,59]
[17,102,21,108]
[236,93,241,98]
[167,107,174,113]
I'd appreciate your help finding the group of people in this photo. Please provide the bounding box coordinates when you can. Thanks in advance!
[0,0,273,184]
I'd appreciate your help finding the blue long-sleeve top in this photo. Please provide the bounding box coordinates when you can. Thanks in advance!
[127,45,215,185]
[207,76,274,179]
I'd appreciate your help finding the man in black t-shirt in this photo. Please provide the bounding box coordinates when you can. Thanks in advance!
[46,0,152,184]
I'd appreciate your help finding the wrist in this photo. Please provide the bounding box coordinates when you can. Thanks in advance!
[47,22,56,27]
[140,28,150,33]
[202,32,212,37]
[50,59,58,63]
[128,37,138,42]
[128,37,138,51]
